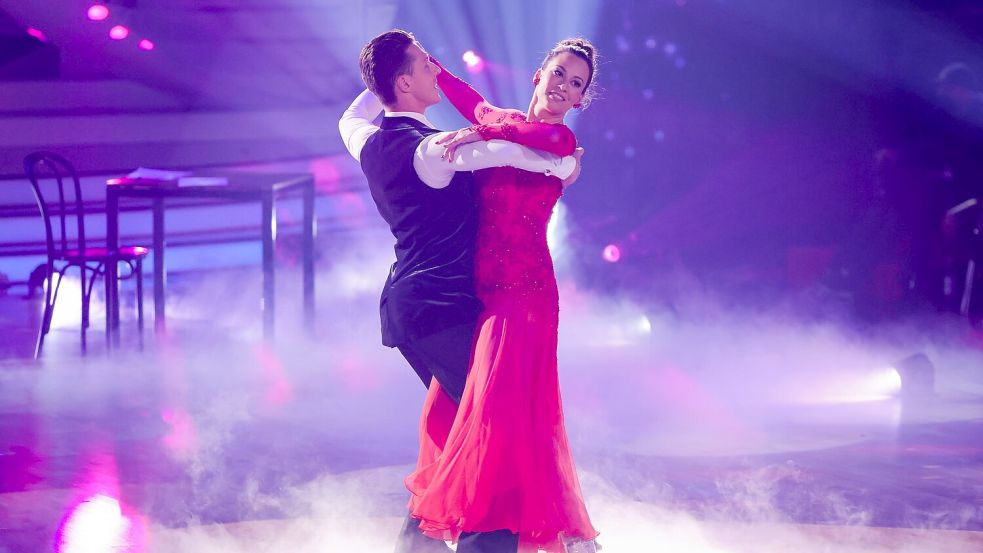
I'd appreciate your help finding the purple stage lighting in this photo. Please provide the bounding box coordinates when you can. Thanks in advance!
[462,50,484,73]
[138,39,154,51]
[603,244,622,263]
[87,4,110,21]
[109,25,129,40]
[26,27,47,42]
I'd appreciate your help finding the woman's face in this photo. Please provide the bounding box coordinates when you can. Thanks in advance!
[535,51,590,117]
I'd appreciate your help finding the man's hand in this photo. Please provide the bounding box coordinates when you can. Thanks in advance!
[562,147,585,188]
[437,127,484,162]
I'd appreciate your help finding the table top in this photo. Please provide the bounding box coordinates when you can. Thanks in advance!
[106,172,313,199]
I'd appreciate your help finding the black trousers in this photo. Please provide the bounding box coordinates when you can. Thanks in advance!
[397,322,475,403]
[394,322,519,553]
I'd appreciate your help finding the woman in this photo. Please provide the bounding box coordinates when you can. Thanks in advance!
[405,39,601,553]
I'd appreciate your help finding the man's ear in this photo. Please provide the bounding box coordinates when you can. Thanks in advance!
[395,73,412,94]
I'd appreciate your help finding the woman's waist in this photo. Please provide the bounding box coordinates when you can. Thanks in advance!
[476,278,559,304]
[475,251,554,274]
[475,261,557,290]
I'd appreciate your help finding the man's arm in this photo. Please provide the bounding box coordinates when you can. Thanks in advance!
[561,147,585,189]
[414,132,576,189]
[338,89,384,162]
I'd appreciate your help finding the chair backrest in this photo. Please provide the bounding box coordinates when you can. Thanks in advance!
[23,152,87,260]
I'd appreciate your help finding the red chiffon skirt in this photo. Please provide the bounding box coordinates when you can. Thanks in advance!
[405,292,598,552]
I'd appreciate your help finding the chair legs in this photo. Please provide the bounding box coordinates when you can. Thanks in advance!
[46,270,63,336]
[83,264,100,331]
[79,264,88,353]
[32,258,146,358]
[34,263,55,359]
[135,259,144,348]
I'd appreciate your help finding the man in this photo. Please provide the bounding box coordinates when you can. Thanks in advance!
[933,63,983,321]
[338,29,576,553]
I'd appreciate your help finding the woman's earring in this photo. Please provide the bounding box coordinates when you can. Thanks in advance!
[533,77,540,85]
[574,103,583,109]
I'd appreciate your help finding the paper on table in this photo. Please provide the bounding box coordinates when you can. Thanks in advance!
[177,176,229,187]
[126,167,192,180]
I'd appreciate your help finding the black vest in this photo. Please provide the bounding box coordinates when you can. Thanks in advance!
[360,116,482,346]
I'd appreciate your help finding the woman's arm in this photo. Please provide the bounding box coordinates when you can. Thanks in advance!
[471,120,576,157]
[432,56,494,124]
[433,57,577,157]
[436,120,577,160]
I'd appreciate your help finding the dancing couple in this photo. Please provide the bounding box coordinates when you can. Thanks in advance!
[339,29,600,553]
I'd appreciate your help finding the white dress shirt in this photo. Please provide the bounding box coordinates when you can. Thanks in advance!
[338,89,576,189]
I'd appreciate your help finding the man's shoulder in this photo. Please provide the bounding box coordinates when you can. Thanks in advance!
[361,127,425,171]
[364,120,434,154]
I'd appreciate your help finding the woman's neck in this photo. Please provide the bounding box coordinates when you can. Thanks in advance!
[526,96,564,124]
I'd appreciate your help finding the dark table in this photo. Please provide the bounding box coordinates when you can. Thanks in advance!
[104,172,316,345]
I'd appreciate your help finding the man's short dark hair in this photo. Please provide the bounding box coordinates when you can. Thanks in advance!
[359,29,416,106]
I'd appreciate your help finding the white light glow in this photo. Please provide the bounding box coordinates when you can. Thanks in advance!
[546,200,567,254]
[57,495,130,553]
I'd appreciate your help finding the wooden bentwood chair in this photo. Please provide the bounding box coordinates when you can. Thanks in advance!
[23,152,148,357]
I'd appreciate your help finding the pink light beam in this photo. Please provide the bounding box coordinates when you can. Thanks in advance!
[109,25,129,40]
[26,27,48,42]
[87,4,110,21]
[602,244,622,263]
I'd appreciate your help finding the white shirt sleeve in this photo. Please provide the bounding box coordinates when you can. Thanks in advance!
[413,133,577,189]
[338,89,384,162]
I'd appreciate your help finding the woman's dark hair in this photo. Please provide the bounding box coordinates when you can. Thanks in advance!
[359,29,416,106]
[540,37,599,107]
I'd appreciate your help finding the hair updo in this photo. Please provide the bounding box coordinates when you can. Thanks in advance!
[540,37,599,108]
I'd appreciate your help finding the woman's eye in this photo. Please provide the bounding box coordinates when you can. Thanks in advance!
[553,69,562,76]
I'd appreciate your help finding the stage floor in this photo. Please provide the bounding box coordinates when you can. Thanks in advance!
[1,272,981,552]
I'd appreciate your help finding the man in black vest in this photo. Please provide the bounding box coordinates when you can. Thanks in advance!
[339,30,576,553]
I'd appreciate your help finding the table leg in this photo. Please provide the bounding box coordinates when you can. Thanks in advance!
[153,197,166,333]
[262,196,275,339]
[106,190,119,351]
[302,181,315,331]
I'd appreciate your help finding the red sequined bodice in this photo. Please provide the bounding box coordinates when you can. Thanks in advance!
[474,165,562,303]
[433,58,575,307]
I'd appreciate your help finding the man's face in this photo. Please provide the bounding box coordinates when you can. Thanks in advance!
[403,42,442,107]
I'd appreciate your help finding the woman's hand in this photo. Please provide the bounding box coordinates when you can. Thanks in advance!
[561,147,585,188]
[437,126,485,163]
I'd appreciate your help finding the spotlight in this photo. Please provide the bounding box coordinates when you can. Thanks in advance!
[109,25,129,40]
[870,366,903,397]
[462,50,484,73]
[892,353,935,397]
[138,39,154,51]
[87,4,110,21]
[602,244,621,263]
[26,27,48,42]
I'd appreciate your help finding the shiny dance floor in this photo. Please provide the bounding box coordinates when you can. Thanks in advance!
[1,280,982,552]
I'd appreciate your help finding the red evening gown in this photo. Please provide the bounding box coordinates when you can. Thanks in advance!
[405,61,598,552]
